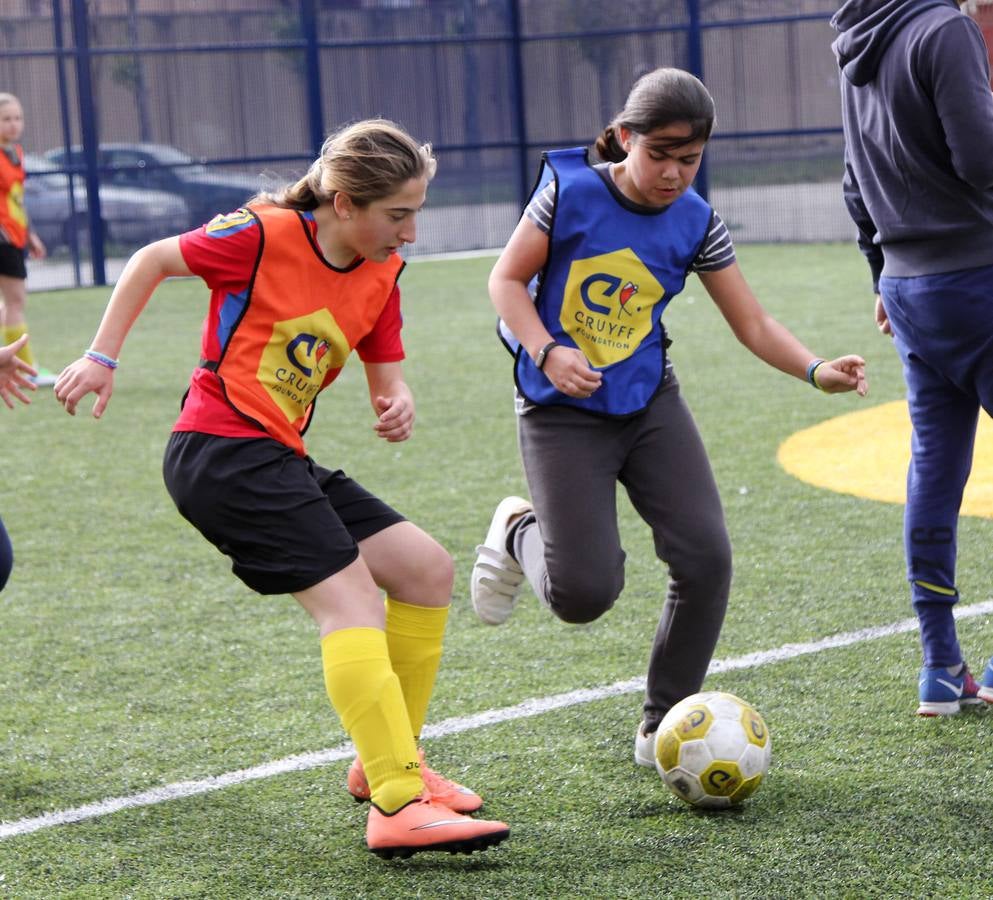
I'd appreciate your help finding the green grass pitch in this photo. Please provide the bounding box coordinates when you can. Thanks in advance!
[2,245,992,898]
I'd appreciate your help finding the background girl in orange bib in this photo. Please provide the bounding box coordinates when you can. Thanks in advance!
[0,93,54,387]
[54,119,509,859]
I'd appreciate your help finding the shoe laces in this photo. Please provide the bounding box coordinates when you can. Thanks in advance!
[421,763,464,800]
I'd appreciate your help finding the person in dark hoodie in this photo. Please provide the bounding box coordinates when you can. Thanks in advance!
[832,0,993,716]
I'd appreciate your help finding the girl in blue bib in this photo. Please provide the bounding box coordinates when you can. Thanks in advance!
[472,68,868,763]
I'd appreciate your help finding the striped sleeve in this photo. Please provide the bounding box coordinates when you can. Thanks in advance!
[691,212,736,272]
[524,182,556,233]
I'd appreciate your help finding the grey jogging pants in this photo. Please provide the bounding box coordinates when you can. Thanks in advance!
[512,371,732,729]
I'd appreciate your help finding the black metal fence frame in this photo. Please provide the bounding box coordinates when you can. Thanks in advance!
[7,0,840,286]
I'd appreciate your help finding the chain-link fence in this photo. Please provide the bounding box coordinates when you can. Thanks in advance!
[1,0,859,289]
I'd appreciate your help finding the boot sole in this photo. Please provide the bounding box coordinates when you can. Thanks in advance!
[370,827,510,860]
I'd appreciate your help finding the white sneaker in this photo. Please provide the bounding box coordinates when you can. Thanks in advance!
[634,720,656,768]
[470,496,532,625]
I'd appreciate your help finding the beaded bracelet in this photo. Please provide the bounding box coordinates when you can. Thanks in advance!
[84,349,119,370]
[805,358,825,390]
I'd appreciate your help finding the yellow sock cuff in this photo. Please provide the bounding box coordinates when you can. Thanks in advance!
[385,596,450,638]
[320,625,389,665]
[320,627,421,813]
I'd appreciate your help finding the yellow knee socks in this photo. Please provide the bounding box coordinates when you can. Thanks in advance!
[3,324,35,365]
[320,627,422,813]
[385,597,449,740]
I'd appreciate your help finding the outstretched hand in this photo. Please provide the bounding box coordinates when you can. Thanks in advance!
[54,358,116,418]
[0,334,37,408]
[815,355,868,396]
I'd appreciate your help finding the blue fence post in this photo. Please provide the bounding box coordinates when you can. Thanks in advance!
[300,0,325,157]
[508,0,530,211]
[69,0,106,286]
[52,0,82,286]
[685,0,709,203]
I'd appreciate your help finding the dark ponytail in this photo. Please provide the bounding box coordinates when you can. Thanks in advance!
[594,125,628,163]
[596,68,715,159]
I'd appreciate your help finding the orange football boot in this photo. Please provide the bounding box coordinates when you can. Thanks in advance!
[366,794,509,859]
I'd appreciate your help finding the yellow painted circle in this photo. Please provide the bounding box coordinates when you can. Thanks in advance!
[777,400,993,518]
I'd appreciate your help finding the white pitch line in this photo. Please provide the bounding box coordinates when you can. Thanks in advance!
[3,598,992,841]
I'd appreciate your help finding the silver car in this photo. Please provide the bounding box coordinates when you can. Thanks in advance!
[44,143,263,231]
[23,154,189,252]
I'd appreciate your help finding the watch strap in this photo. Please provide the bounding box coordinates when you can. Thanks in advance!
[536,340,560,370]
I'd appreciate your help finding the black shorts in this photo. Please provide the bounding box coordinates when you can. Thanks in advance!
[163,431,405,595]
[0,242,27,279]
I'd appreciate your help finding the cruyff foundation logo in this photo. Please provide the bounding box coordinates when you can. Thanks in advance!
[286,333,331,380]
[8,180,27,226]
[559,247,664,367]
[261,310,350,421]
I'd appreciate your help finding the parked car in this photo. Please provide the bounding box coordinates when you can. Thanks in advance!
[23,154,189,252]
[45,143,264,230]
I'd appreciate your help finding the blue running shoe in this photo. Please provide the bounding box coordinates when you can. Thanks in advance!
[917,664,982,716]
[979,656,993,704]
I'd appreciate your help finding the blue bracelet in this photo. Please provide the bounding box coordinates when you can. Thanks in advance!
[805,358,825,389]
[84,349,119,370]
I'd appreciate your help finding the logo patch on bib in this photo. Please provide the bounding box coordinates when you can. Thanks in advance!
[559,247,663,367]
[261,309,351,420]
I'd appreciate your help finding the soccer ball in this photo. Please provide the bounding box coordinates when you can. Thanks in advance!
[654,691,771,809]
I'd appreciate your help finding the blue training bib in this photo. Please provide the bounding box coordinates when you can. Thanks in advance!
[509,147,712,416]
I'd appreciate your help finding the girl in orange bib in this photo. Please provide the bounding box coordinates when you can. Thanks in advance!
[54,119,509,859]
[0,93,53,386]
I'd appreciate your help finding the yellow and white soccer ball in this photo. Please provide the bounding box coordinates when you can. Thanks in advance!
[654,691,771,809]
